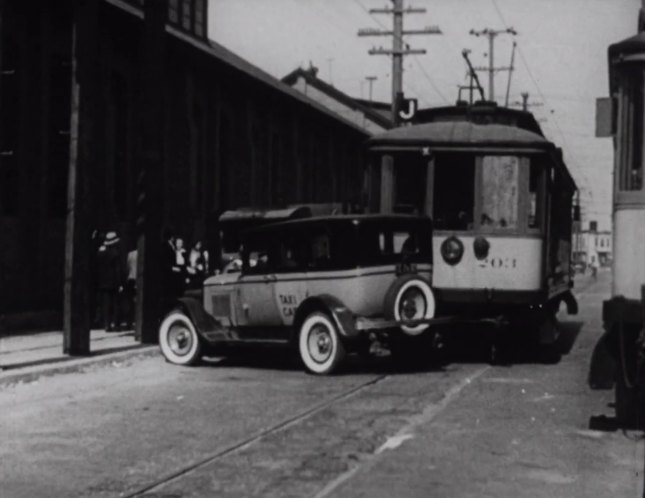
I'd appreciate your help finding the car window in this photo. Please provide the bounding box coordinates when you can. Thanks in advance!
[275,232,308,273]
[358,223,431,267]
[242,235,278,274]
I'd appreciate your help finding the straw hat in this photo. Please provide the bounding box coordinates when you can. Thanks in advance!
[104,231,120,246]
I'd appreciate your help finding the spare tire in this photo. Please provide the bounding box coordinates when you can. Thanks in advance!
[383,275,435,335]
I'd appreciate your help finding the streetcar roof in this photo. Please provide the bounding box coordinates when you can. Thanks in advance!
[367,121,551,149]
[609,31,645,59]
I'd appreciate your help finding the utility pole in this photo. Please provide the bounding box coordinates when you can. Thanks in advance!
[469,27,517,102]
[64,0,100,355]
[511,92,543,112]
[136,0,167,344]
[366,76,377,101]
[358,0,441,124]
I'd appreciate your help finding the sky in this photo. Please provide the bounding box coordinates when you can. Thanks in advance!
[208,0,641,231]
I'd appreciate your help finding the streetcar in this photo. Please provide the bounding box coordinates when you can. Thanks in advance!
[590,12,645,428]
[364,102,579,350]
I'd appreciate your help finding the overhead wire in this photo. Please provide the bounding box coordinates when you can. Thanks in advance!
[350,0,449,104]
[489,0,595,200]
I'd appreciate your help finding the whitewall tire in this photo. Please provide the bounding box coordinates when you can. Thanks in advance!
[298,312,345,375]
[159,311,202,366]
[385,276,435,335]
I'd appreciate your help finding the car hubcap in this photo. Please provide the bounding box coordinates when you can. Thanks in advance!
[308,324,333,363]
[400,288,426,320]
[168,322,193,356]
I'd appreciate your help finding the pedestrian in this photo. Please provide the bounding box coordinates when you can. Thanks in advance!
[187,239,209,288]
[96,231,126,331]
[121,244,138,329]
[174,236,188,291]
[90,229,104,328]
[161,228,182,310]
[590,257,599,280]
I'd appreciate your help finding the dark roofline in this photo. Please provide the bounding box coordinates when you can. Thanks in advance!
[282,67,393,129]
[104,0,370,137]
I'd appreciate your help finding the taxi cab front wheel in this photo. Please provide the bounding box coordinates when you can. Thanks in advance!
[159,310,202,366]
[298,312,346,375]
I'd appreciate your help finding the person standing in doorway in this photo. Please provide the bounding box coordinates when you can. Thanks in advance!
[122,244,138,329]
[97,231,126,331]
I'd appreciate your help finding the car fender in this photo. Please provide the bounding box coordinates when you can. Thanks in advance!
[293,295,358,340]
[173,297,229,342]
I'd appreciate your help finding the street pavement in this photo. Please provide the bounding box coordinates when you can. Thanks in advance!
[0,268,642,497]
[0,329,157,386]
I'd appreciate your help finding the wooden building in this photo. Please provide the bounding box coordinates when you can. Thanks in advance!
[0,0,369,323]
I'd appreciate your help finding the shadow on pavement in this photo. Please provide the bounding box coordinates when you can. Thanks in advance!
[200,345,448,375]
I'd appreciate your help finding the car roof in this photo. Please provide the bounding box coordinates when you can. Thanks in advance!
[242,214,432,236]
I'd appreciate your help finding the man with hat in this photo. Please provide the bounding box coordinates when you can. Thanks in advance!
[97,230,126,331]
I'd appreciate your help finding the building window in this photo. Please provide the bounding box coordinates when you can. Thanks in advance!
[194,0,205,37]
[48,55,72,218]
[181,0,192,31]
[107,74,129,221]
[168,0,179,23]
[1,37,20,216]
[618,67,644,191]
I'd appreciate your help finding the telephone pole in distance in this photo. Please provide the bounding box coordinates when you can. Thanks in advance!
[365,75,377,101]
[469,27,517,103]
[358,0,441,124]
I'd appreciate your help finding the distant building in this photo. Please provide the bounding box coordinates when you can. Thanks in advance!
[282,66,393,134]
[573,221,612,267]
[0,0,370,321]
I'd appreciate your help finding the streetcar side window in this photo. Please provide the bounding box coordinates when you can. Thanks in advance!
[481,156,520,230]
[618,67,644,191]
[433,154,475,230]
[528,161,544,229]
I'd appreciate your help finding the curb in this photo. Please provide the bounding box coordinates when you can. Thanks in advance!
[0,345,159,387]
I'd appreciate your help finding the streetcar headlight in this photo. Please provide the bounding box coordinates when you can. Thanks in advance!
[440,236,464,265]
[473,236,490,260]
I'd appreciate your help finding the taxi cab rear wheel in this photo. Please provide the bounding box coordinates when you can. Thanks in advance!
[384,275,435,336]
[159,310,202,366]
[298,312,346,375]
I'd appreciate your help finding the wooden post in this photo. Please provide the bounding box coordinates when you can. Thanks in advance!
[135,0,167,344]
[63,0,99,355]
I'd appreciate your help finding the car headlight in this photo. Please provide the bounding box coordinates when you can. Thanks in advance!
[440,236,464,266]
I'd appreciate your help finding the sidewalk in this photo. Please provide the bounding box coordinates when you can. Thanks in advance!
[0,328,158,386]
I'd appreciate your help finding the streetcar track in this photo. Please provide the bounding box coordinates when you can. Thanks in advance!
[122,374,390,497]
[312,365,490,498]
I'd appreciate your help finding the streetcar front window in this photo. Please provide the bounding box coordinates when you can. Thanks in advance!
[433,153,475,230]
[481,156,519,230]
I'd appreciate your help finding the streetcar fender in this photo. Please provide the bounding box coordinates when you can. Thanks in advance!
[293,295,359,340]
[173,297,229,343]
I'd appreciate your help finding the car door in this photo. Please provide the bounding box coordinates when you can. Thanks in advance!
[236,234,283,328]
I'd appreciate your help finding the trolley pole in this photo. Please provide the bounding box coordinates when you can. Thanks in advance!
[358,0,441,125]
[469,27,516,102]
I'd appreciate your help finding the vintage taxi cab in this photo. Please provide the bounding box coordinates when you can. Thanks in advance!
[158,215,436,374]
